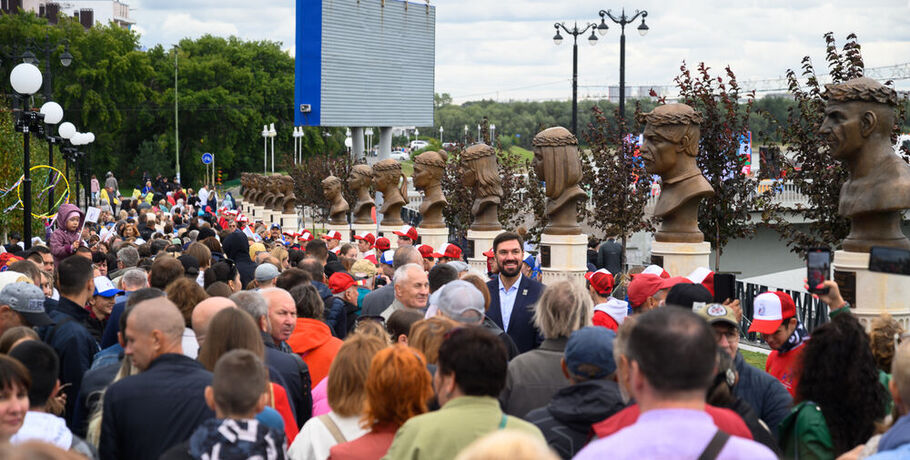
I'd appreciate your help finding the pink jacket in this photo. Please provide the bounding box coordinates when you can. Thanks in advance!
[49,204,84,266]
[311,377,331,417]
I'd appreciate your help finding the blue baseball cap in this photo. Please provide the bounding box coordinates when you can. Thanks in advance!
[93,276,124,298]
[565,327,617,379]
[380,249,395,266]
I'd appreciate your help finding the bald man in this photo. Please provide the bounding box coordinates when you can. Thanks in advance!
[261,287,297,353]
[191,296,237,348]
[99,298,215,460]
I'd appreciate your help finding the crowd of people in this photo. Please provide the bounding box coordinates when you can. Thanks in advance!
[0,189,906,460]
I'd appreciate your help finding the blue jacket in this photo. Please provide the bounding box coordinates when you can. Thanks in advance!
[486,275,545,354]
[99,354,214,460]
[313,281,347,339]
[733,351,793,438]
[100,292,132,349]
[871,413,910,458]
[72,361,120,437]
[41,296,101,431]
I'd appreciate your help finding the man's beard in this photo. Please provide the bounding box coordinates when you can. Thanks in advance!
[499,261,521,277]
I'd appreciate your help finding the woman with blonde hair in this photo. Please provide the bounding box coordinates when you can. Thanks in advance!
[289,334,387,460]
[500,279,593,418]
[408,317,459,365]
[329,345,434,460]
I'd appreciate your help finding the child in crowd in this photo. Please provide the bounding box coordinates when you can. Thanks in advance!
[161,349,287,459]
[48,203,85,267]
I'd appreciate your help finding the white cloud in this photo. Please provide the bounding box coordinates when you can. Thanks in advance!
[126,0,910,102]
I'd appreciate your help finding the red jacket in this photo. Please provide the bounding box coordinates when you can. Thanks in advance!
[766,342,806,398]
[287,318,343,386]
[593,404,753,440]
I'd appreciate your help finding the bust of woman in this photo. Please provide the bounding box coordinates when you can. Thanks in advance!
[347,164,375,225]
[372,159,408,226]
[413,150,448,228]
[461,143,503,232]
[532,126,587,235]
[321,176,349,225]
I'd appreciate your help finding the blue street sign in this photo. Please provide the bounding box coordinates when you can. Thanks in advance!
[201,152,213,164]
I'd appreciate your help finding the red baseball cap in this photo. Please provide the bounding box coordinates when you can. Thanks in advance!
[354,232,376,246]
[322,230,342,241]
[374,237,391,251]
[748,291,796,334]
[417,244,437,259]
[659,276,691,291]
[687,267,715,296]
[627,273,665,308]
[363,254,378,264]
[328,272,360,294]
[297,230,313,242]
[642,264,671,279]
[482,248,494,258]
[393,226,419,242]
[585,269,615,296]
[437,243,462,260]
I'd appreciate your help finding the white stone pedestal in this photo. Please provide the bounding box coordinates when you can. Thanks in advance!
[352,223,377,239]
[260,209,276,225]
[834,250,910,330]
[327,223,353,242]
[250,204,263,220]
[280,213,298,230]
[650,241,711,277]
[467,229,500,273]
[419,227,448,249]
[379,225,401,249]
[539,233,588,287]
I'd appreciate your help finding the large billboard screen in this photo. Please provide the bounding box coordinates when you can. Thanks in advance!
[295,0,436,127]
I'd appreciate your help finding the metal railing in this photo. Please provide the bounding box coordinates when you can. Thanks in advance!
[736,280,829,343]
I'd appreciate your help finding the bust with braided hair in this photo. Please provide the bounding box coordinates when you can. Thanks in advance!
[413,150,448,228]
[373,159,408,226]
[347,164,375,224]
[461,143,503,231]
[821,77,910,251]
[321,175,349,225]
[639,103,714,243]
[532,126,588,235]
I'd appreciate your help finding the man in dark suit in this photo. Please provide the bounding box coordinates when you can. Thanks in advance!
[486,231,545,354]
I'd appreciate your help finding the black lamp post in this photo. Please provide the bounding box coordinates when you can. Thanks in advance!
[553,21,598,136]
[34,35,73,213]
[9,63,45,250]
[597,8,649,127]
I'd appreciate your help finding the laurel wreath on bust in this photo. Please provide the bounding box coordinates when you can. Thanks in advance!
[532,130,578,147]
[636,110,704,127]
[462,144,496,161]
[823,79,898,106]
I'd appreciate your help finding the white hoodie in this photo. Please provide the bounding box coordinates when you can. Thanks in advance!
[12,411,73,449]
[594,297,629,325]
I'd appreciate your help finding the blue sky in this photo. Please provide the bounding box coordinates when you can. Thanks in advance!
[130,0,910,102]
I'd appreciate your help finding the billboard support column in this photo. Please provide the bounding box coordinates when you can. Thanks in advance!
[351,127,365,160]
[378,127,393,160]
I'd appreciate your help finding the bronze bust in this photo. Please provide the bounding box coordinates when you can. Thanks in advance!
[347,164,375,225]
[639,104,714,243]
[321,176,349,225]
[279,176,296,214]
[532,127,587,235]
[413,150,448,228]
[461,144,503,232]
[373,159,407,226]
[821,77,910,251]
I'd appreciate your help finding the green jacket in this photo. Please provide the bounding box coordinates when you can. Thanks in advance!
[778,401,834,460]
[383,395,545,460]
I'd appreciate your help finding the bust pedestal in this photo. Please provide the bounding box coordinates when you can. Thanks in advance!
[539,233,588,287]
[352,223,377,240]
[650,240,711,277]
[280,212,298,230]
[378,225,400,249]
[466,229,500,273]
[833,250,910,330]
[419,227,448,250]
[326,223,353,242]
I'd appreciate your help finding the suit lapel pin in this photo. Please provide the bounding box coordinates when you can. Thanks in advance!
[522,289,528,296]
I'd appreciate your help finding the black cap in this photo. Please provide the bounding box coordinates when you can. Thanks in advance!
[665,283,713,310]
[178,254,200,276]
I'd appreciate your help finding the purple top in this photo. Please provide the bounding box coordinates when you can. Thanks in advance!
[575,408,776,460]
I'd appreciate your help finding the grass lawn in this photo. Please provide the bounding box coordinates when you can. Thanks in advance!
[509,145,533,162]
[741,349,768,370]
[401,161,414,176]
